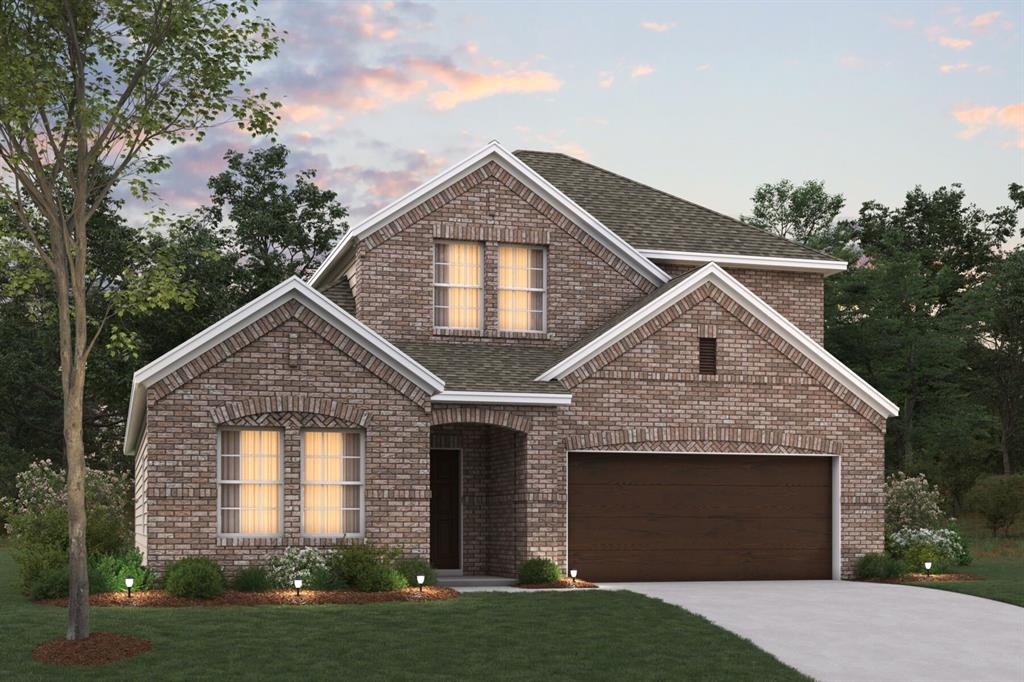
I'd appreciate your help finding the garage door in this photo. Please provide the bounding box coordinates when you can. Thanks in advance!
[568,452,832,581]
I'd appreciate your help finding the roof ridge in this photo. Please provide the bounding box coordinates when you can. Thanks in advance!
[514,149,841,263]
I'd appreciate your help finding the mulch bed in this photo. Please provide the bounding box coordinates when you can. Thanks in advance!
[37,586,459,608]
[518,577,598,589]
[868,572,983,584]
[32,632,152,666]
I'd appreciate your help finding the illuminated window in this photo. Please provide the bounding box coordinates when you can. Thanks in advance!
[219,430,282,536]
[434,242,483,329]
[498,245,546,332]
[302,431,364,537]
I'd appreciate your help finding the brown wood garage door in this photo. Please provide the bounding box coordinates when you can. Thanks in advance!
[568,452,832,581]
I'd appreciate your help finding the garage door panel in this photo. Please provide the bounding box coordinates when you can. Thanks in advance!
[569,453,831,487]
[570,548,833,582]
[569,514,832,552]
[568,452,833,581]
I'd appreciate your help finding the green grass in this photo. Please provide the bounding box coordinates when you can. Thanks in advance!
[0,548,806,681]
[904,514,1024,607]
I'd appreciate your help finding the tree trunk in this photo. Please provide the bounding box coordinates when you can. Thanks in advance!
[64,376,89,640]
[901,395,915,470]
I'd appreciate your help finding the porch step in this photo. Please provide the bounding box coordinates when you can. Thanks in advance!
[438,575,517,588]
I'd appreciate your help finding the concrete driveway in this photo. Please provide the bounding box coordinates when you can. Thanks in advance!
[604,580,1024,682]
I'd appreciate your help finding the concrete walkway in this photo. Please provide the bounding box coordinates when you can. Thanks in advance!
[603,580,1024,682]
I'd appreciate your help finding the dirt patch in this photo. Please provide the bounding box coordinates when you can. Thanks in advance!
[518,577,598,589]
[37,586,459,608]
[32,632,152,666]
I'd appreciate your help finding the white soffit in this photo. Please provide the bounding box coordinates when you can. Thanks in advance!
[638,249,848,275]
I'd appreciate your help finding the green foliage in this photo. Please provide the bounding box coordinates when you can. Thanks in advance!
[164,557,226,599]
[232,565,274,593]
[884,472,950,538]
[965,475,1024,536]
[518,558,561,584]
[27,562,109,600]
[89,548,155,593]
[888,527,971,569]
[741,178,847,250]
[854,553,907,580]
[352,563,408,593]
[265,547,332,588]
[394,558,437,587]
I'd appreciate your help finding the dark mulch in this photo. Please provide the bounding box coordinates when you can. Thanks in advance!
[867,572,983,584]
[518,577,599,589]
[32,632,152,666]
[37,586,459,608]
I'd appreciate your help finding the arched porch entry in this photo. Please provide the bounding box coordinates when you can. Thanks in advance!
[429,408,530,577]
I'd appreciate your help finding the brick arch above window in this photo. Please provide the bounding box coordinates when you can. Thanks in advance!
[563,426,843,456]
[210,396,372,429]
[430,406,531,433]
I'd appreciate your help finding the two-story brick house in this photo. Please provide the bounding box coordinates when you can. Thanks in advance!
[125,142,897,581]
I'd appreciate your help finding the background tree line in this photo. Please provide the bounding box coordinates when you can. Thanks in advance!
[744,179,1024,506]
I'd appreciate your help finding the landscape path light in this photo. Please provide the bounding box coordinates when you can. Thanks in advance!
[416,575,425,593]
[294,578,303,597]
[569,569,578,588]
[924,561,932,577]
[125,577,134,599]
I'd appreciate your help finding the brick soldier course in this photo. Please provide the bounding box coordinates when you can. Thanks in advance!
[127,142,894,580]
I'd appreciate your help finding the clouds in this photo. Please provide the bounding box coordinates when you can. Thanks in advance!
[402,57,561,110]
[640,21,676,32]
[939,63,970,73]
[968,11,1002,28]
[630,65,655,78]
[952,103,1024,148]
[938,35,973,50]
[598,71,615,88]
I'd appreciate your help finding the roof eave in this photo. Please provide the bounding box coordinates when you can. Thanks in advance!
[639,250,848,275]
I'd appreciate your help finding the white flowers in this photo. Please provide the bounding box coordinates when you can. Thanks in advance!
[887,527,969,564]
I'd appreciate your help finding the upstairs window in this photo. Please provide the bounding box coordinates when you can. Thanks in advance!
[498,245,546,332]
[698,337,717,375]
[434,242,483,330]
[219,429,282,537]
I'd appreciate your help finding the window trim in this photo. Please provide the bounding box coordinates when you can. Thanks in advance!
[497,243,548,333]
[299,428,367,540]
[216,427,285,539]
[432,240,484,331]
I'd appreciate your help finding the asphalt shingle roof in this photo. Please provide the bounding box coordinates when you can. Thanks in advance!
[397,342,568,394]
[514,150,841,263]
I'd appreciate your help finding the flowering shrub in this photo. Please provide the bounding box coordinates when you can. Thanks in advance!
[884,472,949,538]
[0,459,132,593]
[265,547,331,588]
[887,527,971,570]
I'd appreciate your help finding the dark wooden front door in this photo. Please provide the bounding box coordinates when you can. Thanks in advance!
[430,449,461,569]
[569,452,832,581]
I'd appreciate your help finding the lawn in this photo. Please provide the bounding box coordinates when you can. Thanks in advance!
[904,514,1024,607]
[0,548,807,681]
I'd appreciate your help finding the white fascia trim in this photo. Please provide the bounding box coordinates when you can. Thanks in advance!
[639,249,848,274]
[536,262,899,419]
[123,276,446,456]
[308,141,669,288]
[431,391,572,406]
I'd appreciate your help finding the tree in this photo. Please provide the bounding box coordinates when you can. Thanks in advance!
[0,0,279,640]
[742,179,847,250]
[202,144,348,299]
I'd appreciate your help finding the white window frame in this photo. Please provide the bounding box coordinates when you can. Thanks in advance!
[433,240,484,331]
[216,427,285,539]
[497,244,547,333]
[300,428,366,539]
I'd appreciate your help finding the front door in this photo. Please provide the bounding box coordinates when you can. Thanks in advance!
[430,449,461,569]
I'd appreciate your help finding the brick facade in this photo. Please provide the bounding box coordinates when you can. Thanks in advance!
[135,158,887,581]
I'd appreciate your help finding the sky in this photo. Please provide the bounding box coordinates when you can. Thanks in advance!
[140,0,1024,242]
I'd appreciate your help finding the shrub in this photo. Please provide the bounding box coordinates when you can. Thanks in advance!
[266,547,331,589]
[164,557,225,598]
[854,553,907,580]
[333,544,401,590]
[394,558,437,587]
[518,558,561,584]
[887,527,971,570]
[232,565,273,592]
[27,563,108,600]
[965,475,1024,537]
[13,543,66,595]
[884,472,949,538]
[351,563,407,592]
[90,548,155,593]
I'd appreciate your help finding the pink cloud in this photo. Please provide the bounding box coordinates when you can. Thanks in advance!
[641,21,676,32]
[598,71,615,88]
[939,63,971,73]
[631,65,655,78]
[402,58,562,110]
[969,11,1001,28]
[952,103,1024,147]
[939,35,973,49]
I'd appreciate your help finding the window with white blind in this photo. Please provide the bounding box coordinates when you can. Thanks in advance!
[434,241,483,330]
[302,430,364,537]
[219,429,282,537]
[498,245,546,332]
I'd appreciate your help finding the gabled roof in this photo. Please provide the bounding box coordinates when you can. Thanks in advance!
[123,277,446,456]
[514,150,845,268]
[308,141,670,289]
[397,342,567,395]
[537,262,899,419]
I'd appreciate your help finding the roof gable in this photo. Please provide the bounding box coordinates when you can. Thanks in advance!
[309,141,669,289]
[537,262,899,419]
[124,277,445,455]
